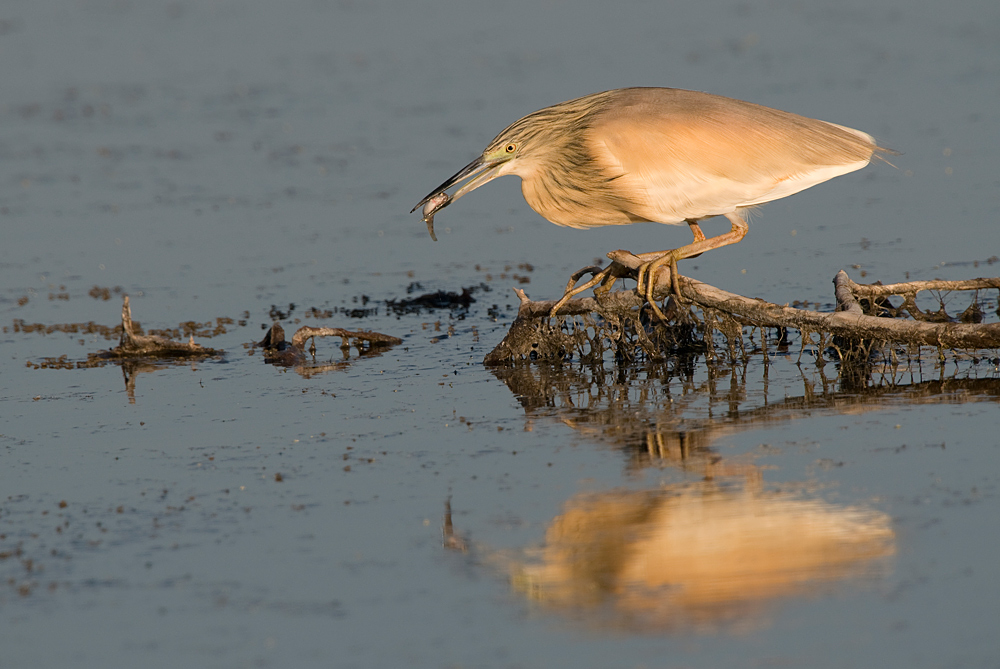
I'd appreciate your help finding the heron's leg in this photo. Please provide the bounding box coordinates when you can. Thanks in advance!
[549,265,614,317]
[687,219,706,244]
[671,211,748,264]
[640,212,749,319]
[636,218,707,295]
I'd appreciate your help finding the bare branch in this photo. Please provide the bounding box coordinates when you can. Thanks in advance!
[846,276,1000,297]
[289,326,403,350]
[487,266,1000,363]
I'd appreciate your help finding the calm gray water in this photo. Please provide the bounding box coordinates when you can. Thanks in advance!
[2,1,999,667]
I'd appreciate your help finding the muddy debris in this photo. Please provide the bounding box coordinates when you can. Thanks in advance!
[88,285,124,301]
[81,296,222,362]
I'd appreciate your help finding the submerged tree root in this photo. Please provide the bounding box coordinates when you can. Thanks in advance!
[485,258,1000,365]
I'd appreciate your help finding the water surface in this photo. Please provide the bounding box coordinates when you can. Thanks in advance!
[2,1,999,667]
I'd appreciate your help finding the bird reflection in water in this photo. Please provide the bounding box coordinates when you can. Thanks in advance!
[448,482,894,633]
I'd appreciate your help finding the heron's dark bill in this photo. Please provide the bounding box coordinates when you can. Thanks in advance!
[410,155,508,213]
[411,156,482,212]
[411,154,508,242]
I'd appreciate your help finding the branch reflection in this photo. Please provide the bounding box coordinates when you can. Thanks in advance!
[489,356,1000,468]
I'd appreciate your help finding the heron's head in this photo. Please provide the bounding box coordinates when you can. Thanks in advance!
[409,89,609,218]
[410,120,552,215]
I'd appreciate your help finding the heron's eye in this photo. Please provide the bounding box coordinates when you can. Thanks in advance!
[505,143,517,153]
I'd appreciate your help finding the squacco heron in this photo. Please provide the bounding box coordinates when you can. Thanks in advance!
[412,87,887,319]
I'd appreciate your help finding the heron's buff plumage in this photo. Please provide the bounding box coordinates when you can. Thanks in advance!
[486,88,884,229]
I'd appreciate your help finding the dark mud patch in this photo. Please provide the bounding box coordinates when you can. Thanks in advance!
[386,286,481,315]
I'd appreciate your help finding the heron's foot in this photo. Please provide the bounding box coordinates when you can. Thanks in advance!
[592,272,619,297]
[668,256,686,304]
[635,251,681,322]
[634,251,671,295]
[549,264,614,318]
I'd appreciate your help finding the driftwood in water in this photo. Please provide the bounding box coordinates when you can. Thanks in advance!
[486,253,1000,364]
[91,296,221,360]
[256,322,403,367]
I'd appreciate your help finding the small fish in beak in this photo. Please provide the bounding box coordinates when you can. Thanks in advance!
[421,192,451,242]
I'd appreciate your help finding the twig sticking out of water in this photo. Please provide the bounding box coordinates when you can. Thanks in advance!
[93,296,221,359]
